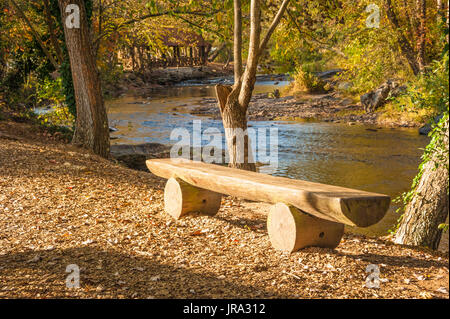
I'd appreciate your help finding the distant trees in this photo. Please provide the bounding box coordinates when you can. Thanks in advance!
[215,0,290,171]
[384,0,428,75]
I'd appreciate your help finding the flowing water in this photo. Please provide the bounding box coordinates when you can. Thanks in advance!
[106,81,429,237]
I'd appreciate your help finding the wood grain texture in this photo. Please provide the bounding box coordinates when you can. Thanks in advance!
[267,203,344,252]
[164,177,222,219]
[147,159,390,227]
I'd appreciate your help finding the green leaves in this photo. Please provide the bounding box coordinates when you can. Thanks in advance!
[438,223,449,232]
[145,1,159,14]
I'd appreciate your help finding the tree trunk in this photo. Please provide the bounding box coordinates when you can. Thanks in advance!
[131,46,136,71]
[416,0,426,72]
[238,0,261,108]
[215,0,290,171]
[223,46,232,69]
[385,0,421,75]
[58,0,110,158]
[233,0,243,82]
[216,85,256,171]
[394,118,449,250]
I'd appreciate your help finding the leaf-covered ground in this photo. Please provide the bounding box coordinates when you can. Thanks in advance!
[0,120,448,299]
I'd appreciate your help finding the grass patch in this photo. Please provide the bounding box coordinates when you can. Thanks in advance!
[283,67,330,96]
[334,108,366,117]
[377,102,435,125]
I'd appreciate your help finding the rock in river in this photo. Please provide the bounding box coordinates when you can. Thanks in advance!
[419,114,444,135]
[361,80,406,113]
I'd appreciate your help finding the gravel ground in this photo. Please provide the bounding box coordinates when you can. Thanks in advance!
[0,120,448,299]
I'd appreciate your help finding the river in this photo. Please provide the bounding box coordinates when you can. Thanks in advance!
[106,81,429,237]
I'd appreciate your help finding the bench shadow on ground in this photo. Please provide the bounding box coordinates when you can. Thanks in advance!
[212,214,267,232]
[0,247,281,298]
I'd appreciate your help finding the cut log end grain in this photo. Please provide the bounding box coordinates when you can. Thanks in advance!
[267,203,344,252]
[164,177,222,219]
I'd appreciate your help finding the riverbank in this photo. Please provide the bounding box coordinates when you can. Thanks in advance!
[102,66,426,129]
[103,64,233,99]
[191,91,424,128]
[0,119,448,299]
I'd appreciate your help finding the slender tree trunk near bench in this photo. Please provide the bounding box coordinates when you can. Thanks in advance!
[215,0,290,171]
[216,85,256,171]
[394,119,449,250]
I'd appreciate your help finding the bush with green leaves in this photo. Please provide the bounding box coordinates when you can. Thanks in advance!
[290,66,328,94]
[35,77,74,127]
[390,52,449,121]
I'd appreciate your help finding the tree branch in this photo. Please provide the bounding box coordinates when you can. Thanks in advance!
[9,0,59,70]
[43,0,63,64]
[258,0,290,54]
[285,8,347,59]
[234,0,243,83]
[173,14,226,41]
[94,10,221,44]
[238,0,262,109]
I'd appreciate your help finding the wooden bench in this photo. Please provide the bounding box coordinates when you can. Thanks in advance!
[146,158,391,252]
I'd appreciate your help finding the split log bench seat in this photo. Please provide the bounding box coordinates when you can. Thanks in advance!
[146,158,391,252]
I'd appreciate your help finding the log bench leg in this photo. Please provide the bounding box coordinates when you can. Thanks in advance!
[164,177,222,219]
[267,203,344,252]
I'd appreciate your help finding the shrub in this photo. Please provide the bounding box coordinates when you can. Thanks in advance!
[389,53,449,122]
[290,66,328,94]
[36,78,74,127]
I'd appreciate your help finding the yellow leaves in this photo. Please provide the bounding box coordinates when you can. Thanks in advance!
[121,201,132,207]
[216,12,223,24]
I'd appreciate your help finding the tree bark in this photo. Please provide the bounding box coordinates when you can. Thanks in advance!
[394,118,449,250]
[233,0,243,82]
[215,0,289,171]
[58,0,110,158]
[216,84,256,171]
[416,0,426,72]
[385,0,421,75]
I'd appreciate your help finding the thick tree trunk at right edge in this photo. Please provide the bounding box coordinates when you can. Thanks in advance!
[394,119,449,250]
[58,0,110,158]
